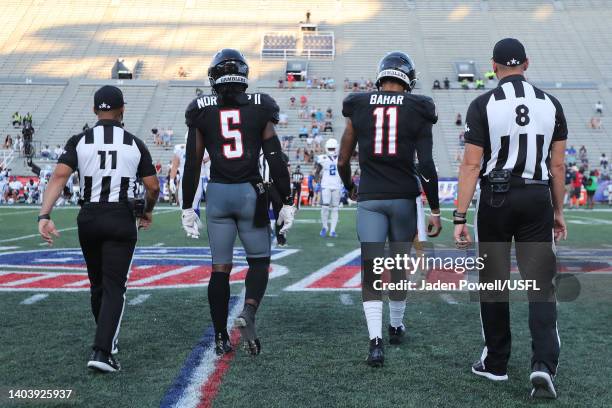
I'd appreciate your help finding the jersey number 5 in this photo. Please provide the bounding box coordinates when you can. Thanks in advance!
[220,110,244,159]
[373,106,397,156]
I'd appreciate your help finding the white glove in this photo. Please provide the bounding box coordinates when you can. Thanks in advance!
[277,205,296,235]
[181,208,202,239]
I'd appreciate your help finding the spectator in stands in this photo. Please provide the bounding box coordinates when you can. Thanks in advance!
[585,170,598,209]
[459,131,465,147]
[83,123,89,132]
[443,77,450,89]
[323,120,333,133]
[306,78,313,89]
[41,145,51,160]
[300,94,308,107]
[600,153,609,170]
[307,171,315,205]
[566,145,577,166]
[327,78,335,89]
[595,101,603,115]
[344,78,350,91]
[315,108,324,123]
[278,78,284,88]
[306,133,314,150]
[8,176,23,203]
[164,127,174,147]
[326,107,333,119]
[14,135,22,153]
[12,112,21,127]
[298,106,307,119]
[485,70,496,80]
[461,78,469,89]
[278,112,289,128]
[455,113,462,126]
[579,145,588,166]
[3,134,12,149]
[299,125,308,139]
[313,133,323,152]
[289,96,296,108]
[178,66,188,78]
[475,78,485,89]
[53,144,63,160]
[352,81,359,92]
[433,80,441,90]
[287,72,296,89]
[196,88,204,96]
[312,76,319,87]
[570,167,584,209]
[589,116,602,129]
[23,112,32,126]
[304,149,313,164]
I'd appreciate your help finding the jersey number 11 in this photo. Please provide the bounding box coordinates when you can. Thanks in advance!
[373,106,397,156]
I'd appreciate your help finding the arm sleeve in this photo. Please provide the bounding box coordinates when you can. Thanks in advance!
[549,95,568,142]
[134,137,157,178]
[262,136,291,202]
[415,123,440,211]
[342,94,357,118]
[57,134,80,171]
[463,98,488,147]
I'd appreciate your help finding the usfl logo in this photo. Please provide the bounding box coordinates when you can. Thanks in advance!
[0,247,297,291]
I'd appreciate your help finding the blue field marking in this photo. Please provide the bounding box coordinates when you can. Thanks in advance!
[159,295,240,408]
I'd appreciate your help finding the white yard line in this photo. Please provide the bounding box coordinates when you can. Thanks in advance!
[128,265,197,285]
[339,293,354,305]
[1,273,54,287]
[20,293,48,305]
[439,293,458,305]
[284,248,361,291]
[128,294,151,305]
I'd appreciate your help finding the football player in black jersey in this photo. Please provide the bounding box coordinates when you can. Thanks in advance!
[338,52,442,367]
[181,49,296,356]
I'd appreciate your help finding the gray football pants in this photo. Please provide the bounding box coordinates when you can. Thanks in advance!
[206,182,271,264]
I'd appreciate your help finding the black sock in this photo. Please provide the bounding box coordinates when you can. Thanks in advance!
[245,257,270,306]
[208,272,230,335]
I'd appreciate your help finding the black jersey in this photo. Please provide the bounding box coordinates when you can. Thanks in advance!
[342,91,438,201]
[185,93,279,183]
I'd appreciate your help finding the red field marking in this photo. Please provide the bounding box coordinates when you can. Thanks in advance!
[0,273,46,285]
[308,265,360,288]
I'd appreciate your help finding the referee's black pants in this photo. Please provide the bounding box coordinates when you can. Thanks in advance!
[77,203,137,354]
[476,182,559,375]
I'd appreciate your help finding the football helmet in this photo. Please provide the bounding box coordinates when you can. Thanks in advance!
[208,48,249,92]
[375,51,417,91]
[325,138,338,153]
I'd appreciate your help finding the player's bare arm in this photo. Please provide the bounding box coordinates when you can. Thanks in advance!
[338,118,357,199]
[139,174,160,230]
[549,139,567,241]
[169,154,180,180]
[38,163,73,245]
[454,143,483,247]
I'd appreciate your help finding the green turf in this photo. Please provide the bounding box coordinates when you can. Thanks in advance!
[0,205,611,407]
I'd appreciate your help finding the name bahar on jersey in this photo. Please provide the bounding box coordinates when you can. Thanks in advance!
[463,74,568,181]
[342,91,438,201]
[185,93,279,184]
[317,154,343,190]
[58,119,156,203]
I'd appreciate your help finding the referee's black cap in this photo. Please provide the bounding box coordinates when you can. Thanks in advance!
[492,38,527,67]
[94,85,125,111]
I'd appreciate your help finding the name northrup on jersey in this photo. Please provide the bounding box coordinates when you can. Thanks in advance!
[196,93,264,108]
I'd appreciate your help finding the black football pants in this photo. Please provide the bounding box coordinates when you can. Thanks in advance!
[476,183,559,375]
[77,203,137,354]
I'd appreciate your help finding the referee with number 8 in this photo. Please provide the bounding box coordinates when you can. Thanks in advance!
[454,39,568,399]
[38,85,160,373]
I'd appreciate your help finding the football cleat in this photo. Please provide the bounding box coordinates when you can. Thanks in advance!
[320,228,327,237]
[366,338,384,367]
[276,234,287,247]
[471,360,508,381]
[87,350,120,373]
[388,325,405,345]
[530,362,557,399]
[330,231,337,238]
[111,339,119,355]
[235,311,260,356]
[214,332,233,356]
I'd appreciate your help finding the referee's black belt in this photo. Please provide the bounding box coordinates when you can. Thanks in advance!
[79,201,135,210]
[481,176,549,188]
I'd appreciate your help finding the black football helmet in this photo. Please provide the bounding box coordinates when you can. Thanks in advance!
[375,51,417,91]
[208,49,249,92]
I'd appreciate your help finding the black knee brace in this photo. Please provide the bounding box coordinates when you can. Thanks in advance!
[245,257,271,306]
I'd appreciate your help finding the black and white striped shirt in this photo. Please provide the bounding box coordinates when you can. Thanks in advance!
[57,119,156,203]
[464,75,568,180]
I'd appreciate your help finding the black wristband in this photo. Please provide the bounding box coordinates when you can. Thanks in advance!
[283,196,293,206]
[453,218,467,225]
[37,214,51,222]
[453,210,467,219]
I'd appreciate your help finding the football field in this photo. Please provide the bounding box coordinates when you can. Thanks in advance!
[1,205,611,408]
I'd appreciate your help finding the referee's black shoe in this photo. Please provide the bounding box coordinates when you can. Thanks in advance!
[214,332,233,356]
[366,338,384,367]
[471,360,508,381]
[87,350,121,373]
[530,362,557,399]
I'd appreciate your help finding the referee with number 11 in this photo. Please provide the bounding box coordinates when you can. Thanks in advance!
[38,85,160,373]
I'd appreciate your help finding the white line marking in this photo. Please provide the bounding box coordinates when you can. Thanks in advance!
[20,293,48,304]
[0,246,20,251]
[0,273,54,287]
[284,248,361,291]
[128,294,151,305]
[153,242,165,247]
[339,293,354,305]
[0,227,78,243]
[440,293,458,304]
